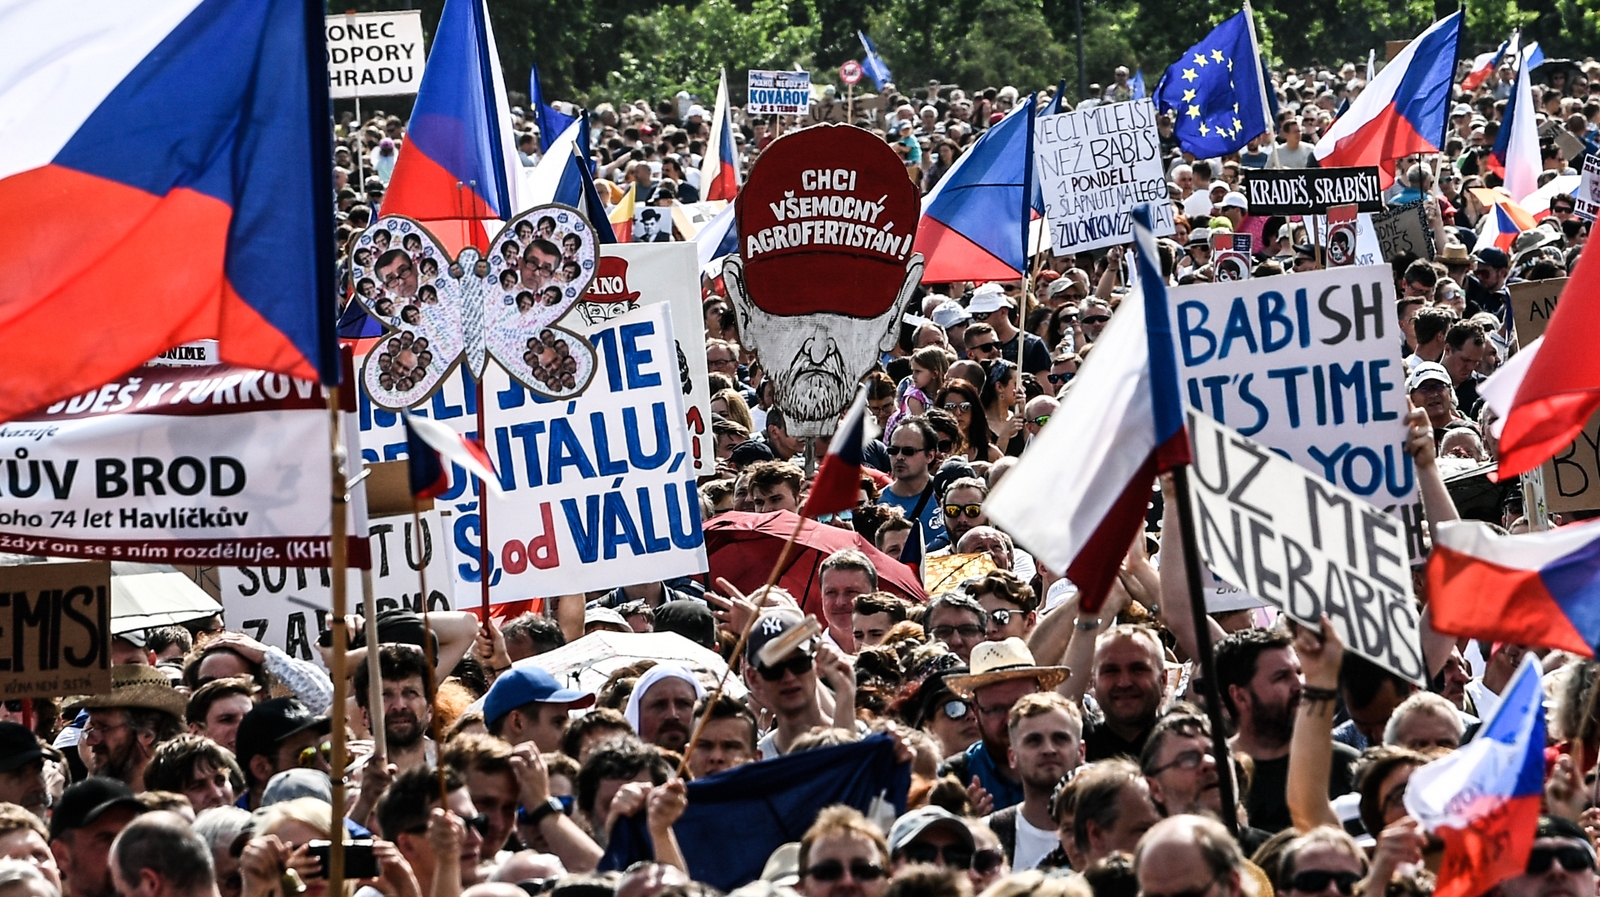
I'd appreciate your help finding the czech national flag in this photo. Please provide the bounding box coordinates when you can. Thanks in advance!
[802,388,881,519]
[917,98,1034,283]
[403,412,504,500]
[1428,519,1600,656]
[1405,654,1546,897]
[700,69,741,203]
[1462,36,1513,91]
[1314,11,1462,187]
[1489,50,1541,203]
[984,204,1189,612]
[1494,243,1600,478]
[381,0,522,253]
[0,0,337,424]
[525,116,615,243]
[1475,199,1536,253]
[529,61,578,156]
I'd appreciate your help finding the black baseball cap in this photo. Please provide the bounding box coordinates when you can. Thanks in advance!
[728,440,775,466]
[654,601,717,650]
[0,723,43,773]
[234,697,330,772]
[50,777,145,840]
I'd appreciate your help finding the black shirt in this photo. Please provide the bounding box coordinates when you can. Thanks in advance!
[1243,742,1359,833]
[1000,331,1054,375]
[1082,716,1156,763]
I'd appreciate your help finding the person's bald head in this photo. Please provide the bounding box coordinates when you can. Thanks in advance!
[1134,815,1245,897]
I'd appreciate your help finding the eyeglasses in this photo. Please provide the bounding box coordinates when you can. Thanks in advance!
[970,341,1000,354]
[1146,749,1211,775]
[1047,372,1074,385]
[1029,415,1051,427]
[943,503,984,519]
[1527,846,1597,874]
[930,625,985,642]
[899,843,974,868]
[972,848,1006,874]
[939,699,972,720]
[707,356,736,368]
[1288,871,1363,895]
[886,445,925,456]
[1081,315,1110,325]
[380,263,414,288]
[942,401,973,413]
[804,861,885,882]
[757,653,814,681]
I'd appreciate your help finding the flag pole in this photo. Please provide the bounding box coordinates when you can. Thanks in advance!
[1018,95,1038,403]
[1169,463,1241,834]
[413,494,450,803]
[325,387,351,890]
[475,378,493,620]
[361,569,387,765]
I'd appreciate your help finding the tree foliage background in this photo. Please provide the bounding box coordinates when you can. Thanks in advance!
[345,0,1596,110]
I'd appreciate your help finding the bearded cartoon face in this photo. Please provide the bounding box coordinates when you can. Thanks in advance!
[723,124,924,438]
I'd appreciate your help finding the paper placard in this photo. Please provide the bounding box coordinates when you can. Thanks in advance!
[747,71,812,115]
[0,560,111,699]
[325,11,425,99]
[1577,155,1600,222]
[1036,99,1174,254]
[1506,278,1600,512]
[1373,200,1436,262]
[1241,167,1384,215]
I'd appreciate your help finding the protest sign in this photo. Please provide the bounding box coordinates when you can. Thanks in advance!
[672,201,728,239]
[0,363,357,567]
[1035,99,1173,254]
[1577,155,1600,222]
[726,124,921,437]
[219,510,454,665]
[923,553,998,594]
[1241,167,1384,215]
[1323,205,1361,266]
[325,11,424,99]
[633,206,674,242]
[1373,200,1436,261]
[1506,278,1600,512]
[0,560,111,699]
[747,71,812,115]
[1172,265,1422,555]
[1186,409,1425,683]
[1212,233,1252,281]
[150,341,220,367]
[840,61,863,86]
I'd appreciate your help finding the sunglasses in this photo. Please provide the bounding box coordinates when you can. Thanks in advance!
[886,445,925,456]
[1047,372,1074,385]
[942,401,973,413]
[299,742,333,768]
[1527,846,1596,874]
[1029,415,1051,427]
[973,848,1006,874]
[899,843,974,868]
[930,624,985,641]
[944,503,984,519]
[757,653,814,681]
[937,439,954,452]
[988,608,1020,626]
[1288,871,1362,895]
[970,341,1001,353]
[1081,315,1110,325]
[1147,748,1210,775]
[940,699,972,720]
[804,861,885,882]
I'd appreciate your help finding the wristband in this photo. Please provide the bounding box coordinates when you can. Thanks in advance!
[1074,618,1101,631]
[518,797,564,826]
[1301,685,1339,704]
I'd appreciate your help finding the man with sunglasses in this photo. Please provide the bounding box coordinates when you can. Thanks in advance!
[983,693,1083,870]
[887,806,976,873]
[939,477,991,548]
[969,284,1051,374]
[744,610,850,758]
[963,323,1004,362]
[1079,300,1113,344]
[877,418,949,551]
[378,765,487,893]
[233,697,331,810]
[1043,355,1078,397]
[1496,816,1599,897]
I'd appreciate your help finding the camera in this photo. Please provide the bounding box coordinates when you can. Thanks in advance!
[305,841,379,879]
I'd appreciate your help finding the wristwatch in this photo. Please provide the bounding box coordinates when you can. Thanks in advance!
[518,797,564,826]
[1074,617,1102,631]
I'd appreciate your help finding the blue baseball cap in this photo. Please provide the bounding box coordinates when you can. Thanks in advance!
[483,667,595,726]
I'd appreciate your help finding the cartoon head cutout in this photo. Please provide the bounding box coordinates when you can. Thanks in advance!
[723,125,924,437]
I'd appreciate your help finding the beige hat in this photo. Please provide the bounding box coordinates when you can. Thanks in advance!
[63,664,187,719]
[944,638,1068,696]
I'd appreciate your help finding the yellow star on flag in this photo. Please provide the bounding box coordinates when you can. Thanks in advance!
[1227,57,1234,70]
[1212,49,1225,63]
[1193,53,1208,66]
[1233,117,1243,131]
[1182,68,1198,82]
[1182,89,1197,103]
[1198,122,1209,136]
[1233,102,1240,113]
[1187,104,1200,118]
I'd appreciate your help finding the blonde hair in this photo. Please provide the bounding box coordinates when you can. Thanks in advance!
[798,805,889,875]
[255,797,334,840]
[978,872,1091,897]
[712,389,754,431]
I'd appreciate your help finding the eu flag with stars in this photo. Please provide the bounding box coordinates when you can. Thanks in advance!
[1154,9,1271,158]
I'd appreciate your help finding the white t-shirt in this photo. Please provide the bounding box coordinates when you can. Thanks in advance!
[1012,813,1060,871]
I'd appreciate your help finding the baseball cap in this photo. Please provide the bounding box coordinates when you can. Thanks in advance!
[1474,247,1510,269]
[744,609,817,667]
[482,666,595,728]
[1406,361,1452,392]
[887,806,975,857]
[50,777,146,840]
[654,601,717,650]
[729,440,776,466]
[1220,192,1249,210]
[585,607,631,632]
[1046,278,1083,300]
[1452,103,1473,117]
[234,697,331,772]
[0,723,43,773]
[262,768,333,806]
[930,299,972,329]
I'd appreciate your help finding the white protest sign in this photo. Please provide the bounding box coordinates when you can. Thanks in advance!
[747,70,812,115]
[326,11,425,99]
[220,510,455,665]
[1186,408,1424,683]
[1311,211,1383,267]
[1578,154,1600,222]
[1035,99,1173,254]
[0,364,353,567]
[1172,265,1422,556]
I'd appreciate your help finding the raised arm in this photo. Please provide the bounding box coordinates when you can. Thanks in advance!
[1154,475,1226,663]
[1287,616,1344,832]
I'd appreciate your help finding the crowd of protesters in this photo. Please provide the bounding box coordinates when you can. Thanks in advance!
[9,45,1600,897]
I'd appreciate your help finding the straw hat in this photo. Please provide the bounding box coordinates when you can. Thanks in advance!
[63,664,187,719]
[944,638,1069,696]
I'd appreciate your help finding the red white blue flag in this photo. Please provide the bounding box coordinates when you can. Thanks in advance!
[404,412,503,500]
[802,388,880,519]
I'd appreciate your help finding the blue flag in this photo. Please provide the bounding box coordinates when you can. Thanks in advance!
[601,734,910,891]
[1131,68,1146,99]
[1153,9,1271,158]
[530,61,578,155]
[859,31,893,91]
[549,113,615,243]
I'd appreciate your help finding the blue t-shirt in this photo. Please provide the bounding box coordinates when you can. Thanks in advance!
[878,484,948,550]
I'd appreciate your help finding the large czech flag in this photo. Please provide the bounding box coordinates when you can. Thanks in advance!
[1314,11,1463,186]
[699,69,741,203]
[0,0,337,424]
[382,0,522,253]
[917,99,1034,283]
[1428,519,1600,656]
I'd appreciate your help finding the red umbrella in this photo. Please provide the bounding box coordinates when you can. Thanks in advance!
[704,510,927,620]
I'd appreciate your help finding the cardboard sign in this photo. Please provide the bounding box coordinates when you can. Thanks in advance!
[0,364,356,567]
[923,553,999,594]
[219,510,455,665]
[1373,200,1436,261]
[1173,266,1422,555]
[747,71,812,115]
[1035,99,1174,254]
[1577,155,1600,222]
[1241,167,1384,215]
[1506,278,1600,512]
[325,11,425,99]
[1311,206,1381,267]
[726,124,921,436]
[0,560,112,699]
[1187,409,1424,684]
[1212,233,1252,281]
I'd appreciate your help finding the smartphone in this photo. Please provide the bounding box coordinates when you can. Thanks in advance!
[306,841,379,879]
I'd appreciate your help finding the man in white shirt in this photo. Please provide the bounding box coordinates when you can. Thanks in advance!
[982,692,1082,870]
[1265,120,1315,169]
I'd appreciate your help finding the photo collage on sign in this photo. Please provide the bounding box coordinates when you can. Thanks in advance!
[483,207,599,397]
[350,218,466,407]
